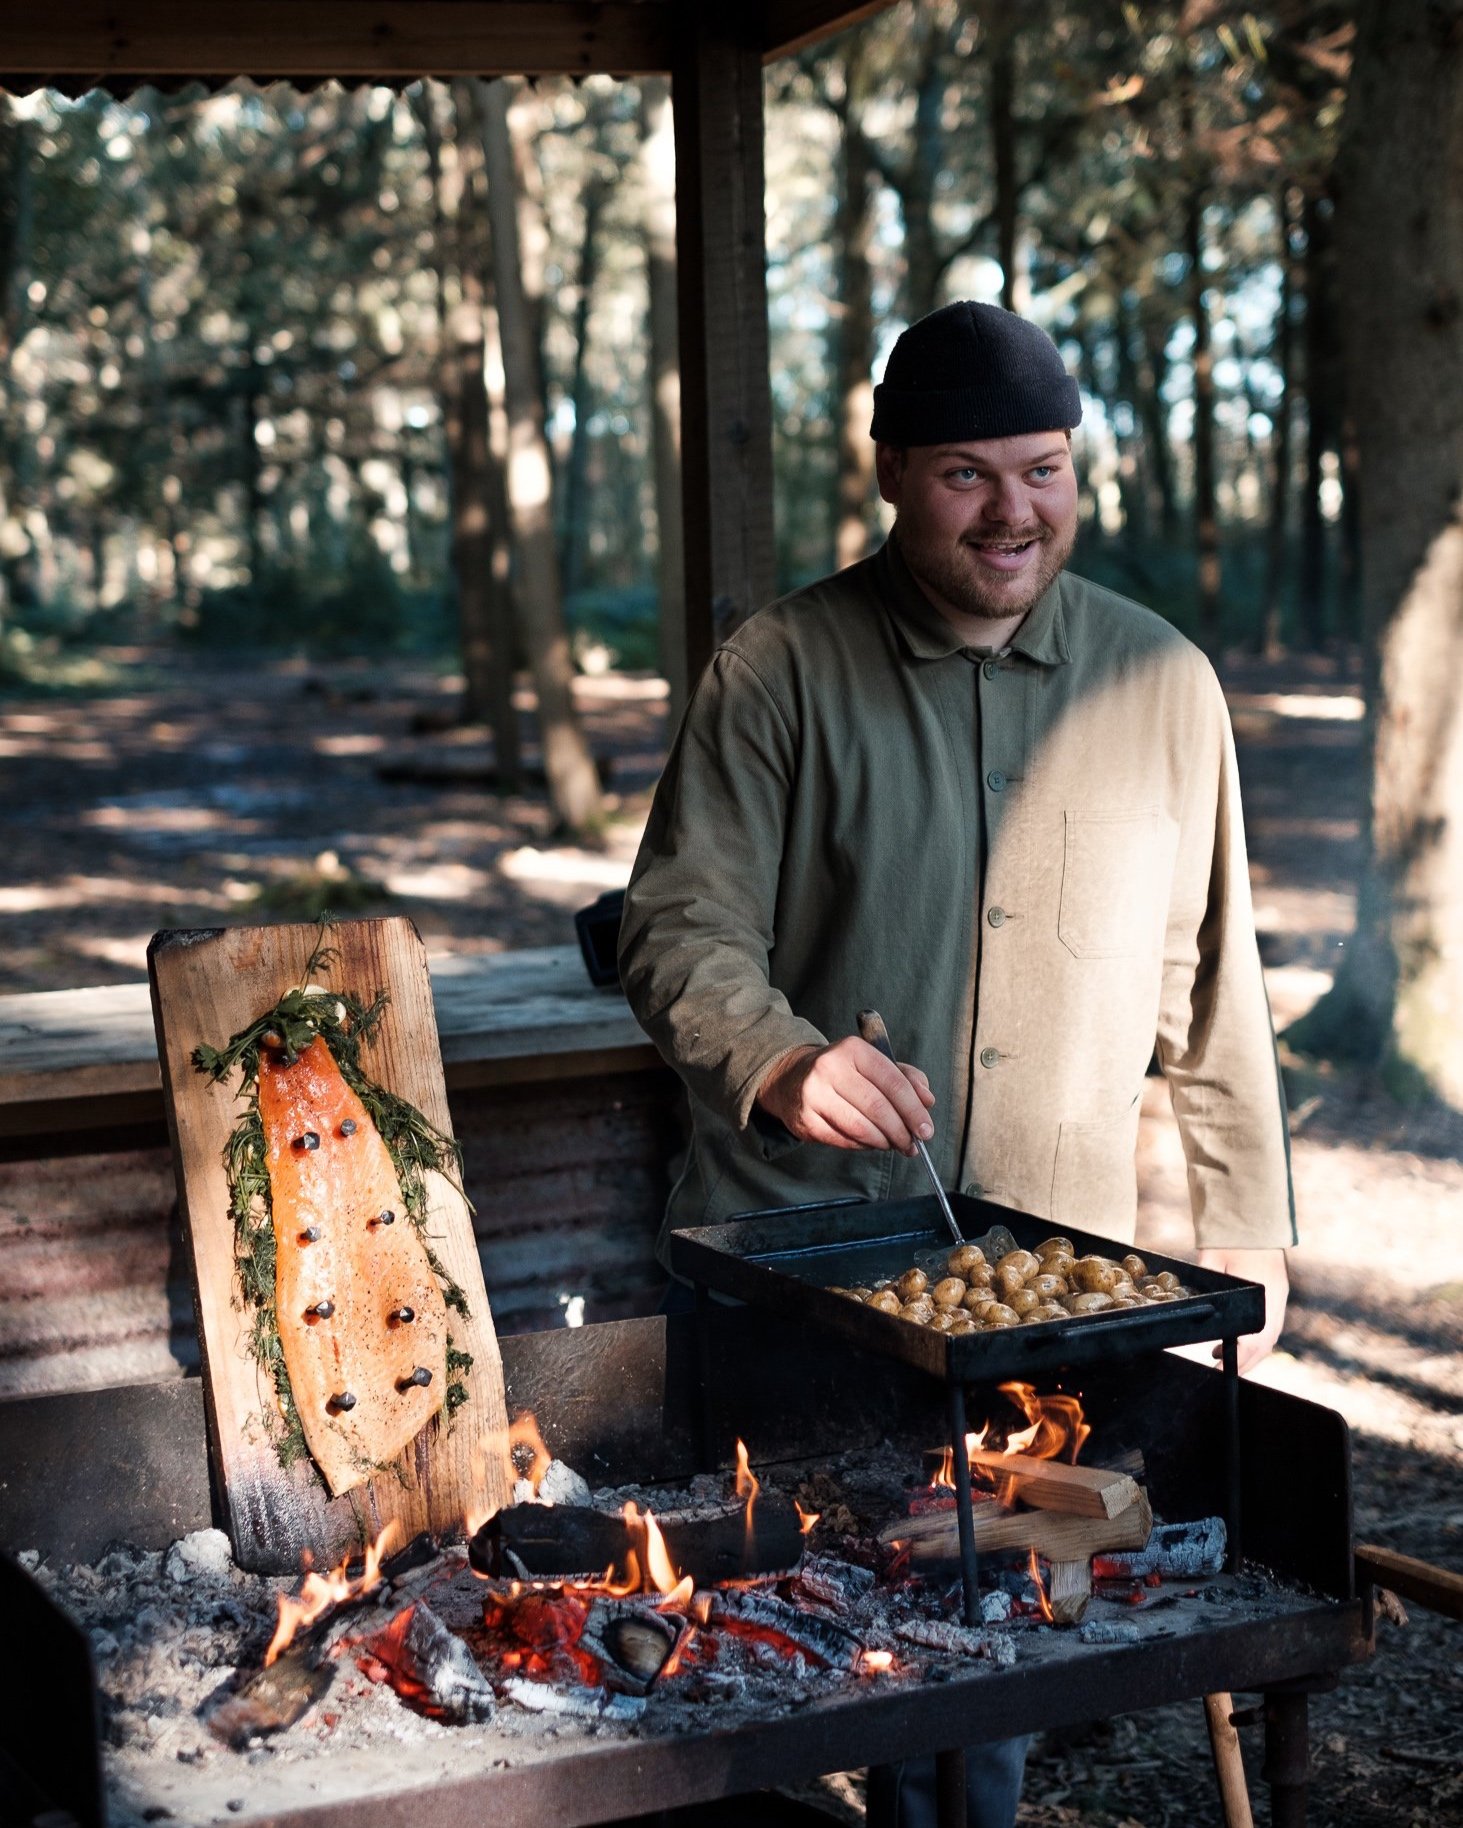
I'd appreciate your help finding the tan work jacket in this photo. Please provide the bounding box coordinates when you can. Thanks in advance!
[620,536,1294,1257]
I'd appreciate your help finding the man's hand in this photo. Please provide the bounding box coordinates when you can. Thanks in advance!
[1196,1246,1289,1373]
[756,1038,936,1155]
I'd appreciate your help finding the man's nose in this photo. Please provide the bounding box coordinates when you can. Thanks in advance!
[978,476,1030,524]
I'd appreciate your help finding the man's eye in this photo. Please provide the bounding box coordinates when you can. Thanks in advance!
[949,468,979,482]
[1029,466,1053,481]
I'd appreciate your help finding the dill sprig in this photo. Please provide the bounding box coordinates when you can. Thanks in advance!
[194,923,472,1478]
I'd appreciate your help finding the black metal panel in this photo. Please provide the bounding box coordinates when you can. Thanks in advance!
[669,1195,1266,1384]
[0,1551,104,1828]
[0,1378,213,1562]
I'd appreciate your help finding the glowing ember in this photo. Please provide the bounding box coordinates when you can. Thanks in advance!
[795,1501,820,1535]
[264,1522,400,1667]
[861,1648,895,1672]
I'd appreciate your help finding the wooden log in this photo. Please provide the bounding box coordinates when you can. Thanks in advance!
[1047,1559,1092,1626]
[965,1450,1141,1521]
[1203,1692,1255,1828]
[1355,1543,1463,1622]
[473,1496,805,1586]
[883,1488,1152,1564]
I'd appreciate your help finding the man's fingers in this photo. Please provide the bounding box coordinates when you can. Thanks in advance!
[846,1042,934,1143]
[899,1063,937,1110]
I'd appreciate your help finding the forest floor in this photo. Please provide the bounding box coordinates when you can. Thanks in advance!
[2,644,1459,1826]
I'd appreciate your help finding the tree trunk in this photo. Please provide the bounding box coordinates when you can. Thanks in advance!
[989,18,1019,314]
[559,175,606,603]
[1299,189,1336,649]
[479,78,603,832]
[426,82,519,776]
[1185,163,1221,652]
[832,54,876,573]
[1262,183,1300,657]
[1137,301,1179,542]
[638,78,685,718]
[1112,291,1149,552]
[1286,0,1463,1105]
[899,24,945,322]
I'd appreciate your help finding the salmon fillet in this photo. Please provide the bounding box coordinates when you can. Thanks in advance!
[258,1036,449,1497]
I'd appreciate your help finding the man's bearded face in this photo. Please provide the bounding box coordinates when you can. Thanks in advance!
[877,431,1080,624]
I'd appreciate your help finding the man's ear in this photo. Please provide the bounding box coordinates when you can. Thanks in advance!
[874,442,906,506]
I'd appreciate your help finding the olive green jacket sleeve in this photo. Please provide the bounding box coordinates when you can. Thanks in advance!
[618,647,826,1135]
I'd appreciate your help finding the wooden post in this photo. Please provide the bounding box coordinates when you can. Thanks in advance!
[671,11,777,693]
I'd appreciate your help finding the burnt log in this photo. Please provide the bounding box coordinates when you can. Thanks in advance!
[473,1497,805,1585]
[206,1645,334,1748]
[579,1598,683,1695]
[360,1601,496,1724]
[1093,1517,1225,1579]
[708,1588,864,1671]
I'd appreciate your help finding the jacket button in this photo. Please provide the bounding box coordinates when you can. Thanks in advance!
[986,769,1006,792]
[980,1046,1000,1069]
[983,660,999,680]
[962,1182,983,1198]
[987,906,1006,928]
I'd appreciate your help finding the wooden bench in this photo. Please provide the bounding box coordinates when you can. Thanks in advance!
[0,947,682,1400]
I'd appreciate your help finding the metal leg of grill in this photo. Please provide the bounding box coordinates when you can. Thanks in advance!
[934,1747,967,1828]
[693,1283,715,1474]
[948,1383,981,1629]
[1261,1688,1310,1828]
[1223,1334,1242,1572]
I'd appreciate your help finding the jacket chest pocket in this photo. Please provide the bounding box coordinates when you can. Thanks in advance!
[1058,809,1173,959]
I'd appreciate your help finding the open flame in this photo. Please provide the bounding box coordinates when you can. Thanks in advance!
[597,1502,694,1609]
[1027,1547,1055,1625]
[795,1501,820,1536]
[465,1411,554,1536]
[264,1522,400,1667]
[930,1384,1089,1495]
[734,1439,760,1509]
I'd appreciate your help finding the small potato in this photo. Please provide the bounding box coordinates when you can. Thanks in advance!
[1027,1301,1066,1323]
[1066,1291,1116,1314]
[1072,1256,1121,1294]
[994,1263,1027,1298]
[1026,1271,1066,1301]
[962,1287,998,1314]
[899,1299,935,1324]
[897,1268,930,1301]
[1110,1295,1141,1309]
[1154,1270,1182,1293]
[963,1260,996,1290]
[1122,1254,1148,1279]
[983,1303,1021,1328]
[848,1287,873,1301]
[928,1308,956,1332]
[867,1289,901,1314]
[1008,1287,1040,1316]
[997,1249,1041,1283]
[1041,1250,1076,1280]
[931,1276,968,1309]
[947,1315,977,1336]
[947,1244,987,1277]
[1036,1236,1075,1260]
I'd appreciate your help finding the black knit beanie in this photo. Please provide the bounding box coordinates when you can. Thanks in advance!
[870,300,1082,445]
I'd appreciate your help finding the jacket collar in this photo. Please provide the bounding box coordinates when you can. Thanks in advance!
[876,531,1070,667]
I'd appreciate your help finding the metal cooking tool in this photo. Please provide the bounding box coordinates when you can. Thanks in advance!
[856,1007,964,1246]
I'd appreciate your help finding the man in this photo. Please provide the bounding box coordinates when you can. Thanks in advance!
[619,301,1293,1824]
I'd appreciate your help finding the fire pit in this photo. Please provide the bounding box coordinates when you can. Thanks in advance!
[0,1307,1370,1828]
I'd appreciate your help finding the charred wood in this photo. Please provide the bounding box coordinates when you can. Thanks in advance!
[206,1645,334,1748]
[708,1588,864,1671]
[359,1601,496,1724]
[1094,1517,1225,1579]
[473,1498,804,1585]
[579,1598,682,1695]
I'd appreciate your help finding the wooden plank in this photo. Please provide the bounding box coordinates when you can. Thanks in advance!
[966,1449,1142,1521]
[882,1489,1153,1563]
[672,12,777,687]
[1355,1543,1463,1622]
[0,3,675,79]
[761,0,894,61]
[0,945,659,1134]
[148,918,513,1572]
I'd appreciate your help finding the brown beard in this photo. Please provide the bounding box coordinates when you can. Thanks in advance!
[895,514,1076,621]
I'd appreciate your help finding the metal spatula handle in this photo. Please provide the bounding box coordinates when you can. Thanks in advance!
[856,1008,964,1246]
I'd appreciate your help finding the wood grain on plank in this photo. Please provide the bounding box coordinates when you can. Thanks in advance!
[148,918,513,1572]
[966,1449,1142,1520]
[883,1488,1153,1563]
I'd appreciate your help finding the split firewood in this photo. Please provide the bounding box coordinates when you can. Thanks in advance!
[965,1451,1142,1520]
[1047,1560,1092,1626]
[883,1488,1152,1565]
[207,1643,335,1747]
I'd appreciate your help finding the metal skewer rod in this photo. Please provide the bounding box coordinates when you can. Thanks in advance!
[855,1008,964,1247]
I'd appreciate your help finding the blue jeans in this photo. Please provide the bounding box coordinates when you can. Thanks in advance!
[872,1738,1031,1828]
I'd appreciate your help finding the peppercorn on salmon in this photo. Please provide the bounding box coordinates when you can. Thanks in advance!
[259,1035,448,1497]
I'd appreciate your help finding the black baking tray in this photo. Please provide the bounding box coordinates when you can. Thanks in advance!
[669,1192,1266,1384]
